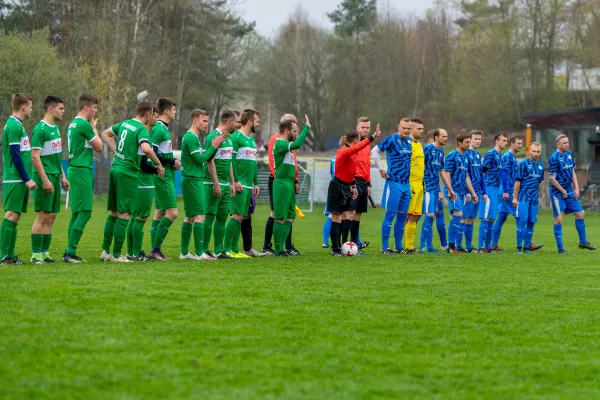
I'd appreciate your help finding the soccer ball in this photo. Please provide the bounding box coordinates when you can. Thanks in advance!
[341,242,359,257]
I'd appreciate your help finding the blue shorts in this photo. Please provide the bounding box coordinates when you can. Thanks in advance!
[551,191,583,218]
[446,193,464,214]
[463,195,480,219]
[498,192,516,215]
[479,186,500,219]
[382,180,411,213]
[516,200,538,223]
[423,190,441,215]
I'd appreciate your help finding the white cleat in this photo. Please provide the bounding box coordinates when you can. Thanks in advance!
[198,253,218,261]
[100,250,112,262]
[244,248,266,257]
[112,255,132,263]
[179,253,200,260]
[440,245,449,251]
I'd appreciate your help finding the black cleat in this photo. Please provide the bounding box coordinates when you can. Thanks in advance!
[287,248,304,256]
[331,250,343,257]
[558,249,571,254]
[276,251,290,257]
[456,247,468,253]
[359,241,370,249]
[262,248,275,256]
[43,257,57,263]
[0,257,13,265]
[322,244,330,249]
[529,244,544,251]
[12,256,26,265]
[217,252,233,259]
[381,248,395,255]
[63,252,83,264]
[468,248,478,254]
[397,248,409,254]
[579,242,597,250]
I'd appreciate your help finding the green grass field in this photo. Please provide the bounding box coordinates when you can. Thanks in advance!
[2,200,600,399]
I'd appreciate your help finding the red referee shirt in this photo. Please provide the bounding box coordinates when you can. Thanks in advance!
[355,137,372,182]
[268,132,298,180]
[334,137,374,184]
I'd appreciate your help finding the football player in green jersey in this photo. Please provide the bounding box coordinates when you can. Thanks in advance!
[63,94,103,263]
[179,109,225,261]
[30,96,70,264]
[272,115,311,257]
[233,111,241,131]
[0,94,36,265]
[149,97,181,260]
[203,110,237,259]
[100,101,165,262]
[223,109,260,258]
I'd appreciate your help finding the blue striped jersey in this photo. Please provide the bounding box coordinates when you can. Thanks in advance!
[465,148,484,195]
[503,151,518,191]
[444,150,469,195]
[377,133,412,184]
[516,158,544,205]
[423,144,445,192]
[548,150,575,196]
[483,149,503,187]
[330,156,335,179]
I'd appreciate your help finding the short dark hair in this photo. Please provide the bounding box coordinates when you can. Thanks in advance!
[432,129,442,140]
[457,132,471,144]
[77,93,99,111]
[470,130,483,138]
[494,132,507,142]
[253,110,260,117]
[156,97,176,115]
[152,106,159,114]
[220,110,236,124]
[279,120,295,134]
[190,109,208,122]
[241,109,255,125]
[411,118,424,125]
[136,100,153,117]
[345,129,359,143]
[43,95,63,112]
[233,111,241,117]
[510,135,524,144]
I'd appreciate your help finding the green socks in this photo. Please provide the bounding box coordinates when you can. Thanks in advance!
[0,218,17,260]
[152,217,173,250]
[112,218,129,258]
[224,218,241,252]
[150,219,160,250]
[203,214,216,253]
[66,211,92,255]
[102,215,118,253]
[31,233,44,256]
[180,222,193,255]
[126,218,135,256]
[193,222,204,256]
[214,215,227,254]
[274,221,292,254]
[41,234,52,255]
[232,223,242,253]
[132,218,146,256]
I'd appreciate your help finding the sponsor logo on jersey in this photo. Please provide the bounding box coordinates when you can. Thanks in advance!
[20,136,31,152]
[215,147,234,160]
[158,140,172,153]
[236,147,257,160]
[41,138,63,156]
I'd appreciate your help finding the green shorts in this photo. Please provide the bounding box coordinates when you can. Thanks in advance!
[206,183,230,216]
[273,178,296,220]
[133,183,154,219]
[33,173,61,213]
[3,182,29,214]
[67,167,94,213]
[154,175,177,212]
[229,187,252,216]
[182,177,205,218]
[107,168,138,213]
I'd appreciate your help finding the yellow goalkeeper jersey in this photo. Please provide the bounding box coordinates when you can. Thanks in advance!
[410,139,425,186]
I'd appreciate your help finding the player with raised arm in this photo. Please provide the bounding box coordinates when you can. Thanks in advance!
[272,116,312,257]
[179,109,224,261]
[203,110,237,259]
[513,142,544,254]
[223,109,260,259]
[478,132,507,253]
[322,137,345,248]
[371,117,412,254]
[328,126,381,256]
[460,130,487,253]
[490,135,525,251]
[29,96,70,264]
[404,118,425,253]
[419,129,456,253]
[100,101,164,262]
[62,94,103,263]
[444,132,479,254]
[548,134,596,253]
[1,94,36,265]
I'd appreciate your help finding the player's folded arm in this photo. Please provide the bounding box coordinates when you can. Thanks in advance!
[9,144,30,182]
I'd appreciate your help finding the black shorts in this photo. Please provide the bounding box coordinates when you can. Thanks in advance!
[327,178,353,214]
[350,178,369,214]
[268,174,274,211]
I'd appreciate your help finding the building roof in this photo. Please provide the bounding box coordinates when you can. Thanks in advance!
[525,107,600,129]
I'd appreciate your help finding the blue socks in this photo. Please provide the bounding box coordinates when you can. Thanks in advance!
[456,222,466,248]
[554,224,564,251]
[381,212,395,250]
[516,218,527,249]
[525,221,535,248]
[464,223,474,250]
[485,220,494,250]
[491,212,508,245]
[575,218,587,244]
[478,220,489,250]
[449,215,461,245]
[436,211,447,247]
[394,213,407,250]
[322,218,332,246]
[421,215,434,251]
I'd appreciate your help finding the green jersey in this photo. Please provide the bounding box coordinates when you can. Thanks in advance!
[181,130,218,179]
[151,120,174,178]
[203,129,234,186]
[110,118,150,176]
[68,117,98,168]
[231,130,258,188]
[273,125,310,180]
[2,116,32,183]
[31,120,63,176]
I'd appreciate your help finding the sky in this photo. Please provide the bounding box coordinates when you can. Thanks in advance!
[239,0,436,37]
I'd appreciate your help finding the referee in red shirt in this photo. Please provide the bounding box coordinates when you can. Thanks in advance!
[328,125,381,256]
